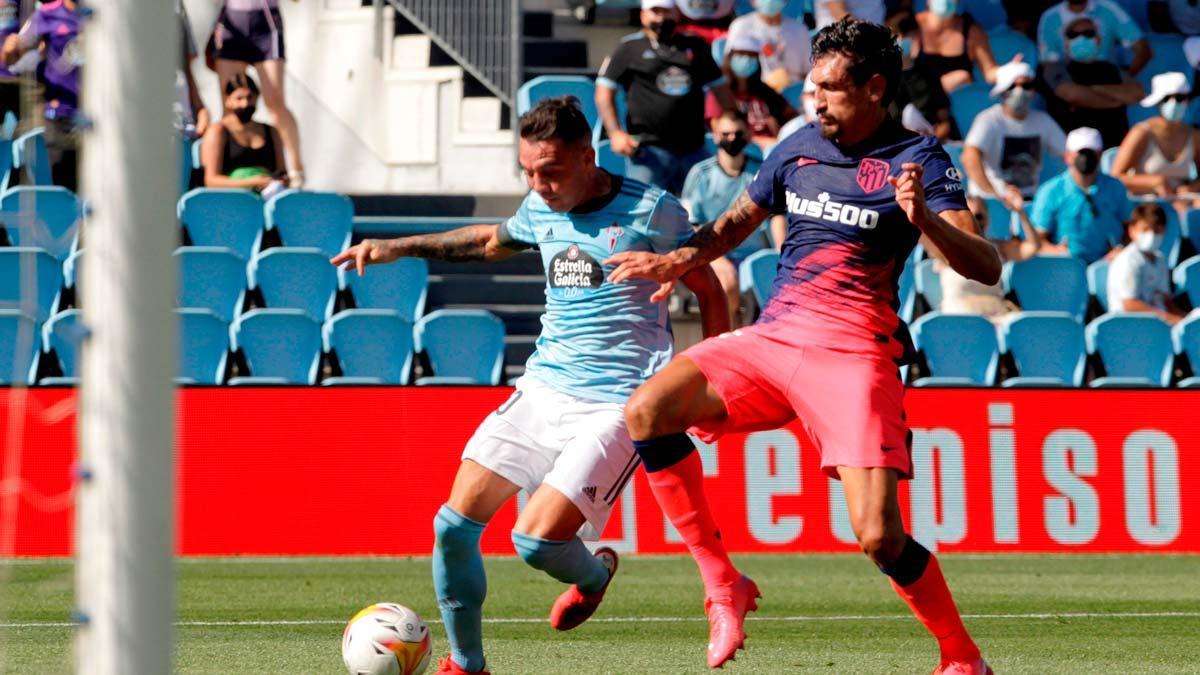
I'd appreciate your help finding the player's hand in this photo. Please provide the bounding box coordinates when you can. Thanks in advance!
[604,251,684,287]
[330,239,400,276]
[609,130,640,157]
[888,162,928,227]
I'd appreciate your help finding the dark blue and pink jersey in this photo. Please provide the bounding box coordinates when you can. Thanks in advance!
[745,121,967,363]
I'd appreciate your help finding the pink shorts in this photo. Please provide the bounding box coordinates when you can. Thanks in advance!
[682,318,912,480]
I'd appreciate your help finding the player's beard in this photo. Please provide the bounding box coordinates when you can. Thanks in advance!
[818,117,840,140]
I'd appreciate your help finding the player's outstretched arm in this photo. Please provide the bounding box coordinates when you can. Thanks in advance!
[679,265,731,338]
[330,224,520,276]
[606,192,771,284]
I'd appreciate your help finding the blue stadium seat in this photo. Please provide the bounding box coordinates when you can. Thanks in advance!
[980,28,1035,80]
[738,249,779,307]
[228,308,322,385]
[0,138,12,190]
[982,197,1015,240]
[949,83,992,138]
[1003,256,1088,320]
[177,308,229,385]
[179,135,193,194]
[264,190,354,258]
[1137,35,1190,92]
[518,76,598,126]
[1100,146,1119,175]
[1087,259,1110,313]
[0,186,82,260]
[942,142,964,174]
[1148,200,1184,267]
[712,36,726,65]
[780,81,805,109]
[339,257,427,323]
[12,128,51,186]
[594,139,627,176]
[414,309,505,385]
[0,247,63,322]
[898,256,916,322]
[1039,152,1066,185]
[1173,314,1200,387]
[910,313,999,386]
[62,248,83,289]
[177,188,264,261]
[192,138,203,170]
[1175,256,1200,308]
[0,310,37,385]
[734,0,805,18]
[41,309,83,383]
[965,0,1007,29]
[322,309,414,385]
[914,258,942,312]
[1086,313,1174,388]
[1115,0,1151,30]
[0,111,15,140]
[175,246,247,323]
[249,247,337,321]
[999,311,1086,387]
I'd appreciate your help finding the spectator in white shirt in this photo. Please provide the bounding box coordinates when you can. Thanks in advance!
[676,0,736,43]
[813,0,884,30]
[726,0,811,90]
[1107,203,1187,325]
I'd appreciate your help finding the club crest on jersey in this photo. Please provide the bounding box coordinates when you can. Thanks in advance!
[856,157,890,194]
[606,222,624,252]
[550,244,604,294]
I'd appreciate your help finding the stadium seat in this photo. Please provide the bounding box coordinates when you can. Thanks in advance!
[910,313,998,386]
[0,111,15,140]
[1185,209,1200,257]
[264,190,354,258]
[1085,313,1174,388]
[1039,152,1066,185]
[228,308,322,385]
[965,0,1007,29]
[0,138,12,190]
[0,310,37,385]
[1137,35,1189,92]
[1174,256,1200,308]
[780,81,805,109]
[0,186,82,260]
[898,256,916,322]
[177,308,229,385]
[414,309,505,385]
[62,248,84,289]
[1100,147,1119,176]
[594,140,627,176]
[192,138,203,170]
[179,135,193,194]
[949,83,992,138]
[999,311,1086,387]
[177,188,265,261]
[942,142,964,174]
[1086,259,1110,313]
[914,258,942,312]
[982,197,1015,240]
[12,128,51,186]
[41,309,83,383]
[1003,256,1089,320]
[980,28,1035,81]
[1149,200,1184,267]
[175,246,247,323]
[0,247,63,322]
[738,249,779,307]
[1173,314,1200,387]
[517,76,597,126]
[248,247,337,321]
[339,257,427,323]
[711,36,726,65]
[322,309,414,385]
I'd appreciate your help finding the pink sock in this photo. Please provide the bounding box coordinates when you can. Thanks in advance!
[890,554,981,662]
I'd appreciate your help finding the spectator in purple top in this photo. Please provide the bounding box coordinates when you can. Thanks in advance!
[212,0,304,188]
[2,0,81,190]
[0,0,19,121]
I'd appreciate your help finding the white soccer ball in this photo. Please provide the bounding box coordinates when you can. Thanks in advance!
[342,603,432,675]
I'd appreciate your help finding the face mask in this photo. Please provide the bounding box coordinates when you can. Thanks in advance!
[898,37,914,58]
[1074,149,1099,175]
[730,54,760,78]
[1068,35,1099,62]
[756,0,786,16]
[802,96,818,121]
[718,135,749,157]
[1161,98,1188,122]
[1005,88,1033,115]
[648,18,676,40]
[234,105,256,123]
[929,0,960,16]
[1135,230,1164,253]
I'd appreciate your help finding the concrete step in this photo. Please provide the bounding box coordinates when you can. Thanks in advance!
[391,34,432,70]
[461,97,503,133]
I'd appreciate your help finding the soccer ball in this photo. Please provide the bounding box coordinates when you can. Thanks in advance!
[342,603,432,675]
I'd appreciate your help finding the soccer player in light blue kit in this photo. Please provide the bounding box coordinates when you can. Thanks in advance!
[331,96,729,674]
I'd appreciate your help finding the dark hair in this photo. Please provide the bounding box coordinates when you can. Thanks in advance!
[223,73,260,96]
[714,108,749,126]
[811,17,903,105]
[519,96,591,146]
[888,13,918,37]
[1128,203,1167,230]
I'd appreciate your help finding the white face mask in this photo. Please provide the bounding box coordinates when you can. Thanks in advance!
[802,96,818,122]
[1135,230,1164,253]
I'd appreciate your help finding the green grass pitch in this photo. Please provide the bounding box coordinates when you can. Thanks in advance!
[1,554,1198,673]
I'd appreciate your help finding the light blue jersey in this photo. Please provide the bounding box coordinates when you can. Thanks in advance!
[1037,0,1142,64]
[497,175,693,403]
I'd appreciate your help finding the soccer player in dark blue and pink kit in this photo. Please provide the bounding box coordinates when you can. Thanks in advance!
[607,18,999,673]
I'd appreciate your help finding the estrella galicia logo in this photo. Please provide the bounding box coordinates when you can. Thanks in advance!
[549,245,604,294]
[656,66,692,96]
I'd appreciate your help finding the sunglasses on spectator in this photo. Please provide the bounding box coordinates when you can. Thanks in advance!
[1164,94,1189,103]
[1010,82,1035,90]
[1066,29,1096,39]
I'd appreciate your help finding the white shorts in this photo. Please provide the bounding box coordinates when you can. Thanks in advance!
[461,376,638,540]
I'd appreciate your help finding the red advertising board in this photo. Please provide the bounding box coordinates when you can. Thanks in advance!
[2,387,1197,556]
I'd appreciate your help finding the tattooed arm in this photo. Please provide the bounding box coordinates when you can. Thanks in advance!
[605,191,771,284]
[330,224,522,276]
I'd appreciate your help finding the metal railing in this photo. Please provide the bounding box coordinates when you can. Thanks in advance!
[375,0,521,113]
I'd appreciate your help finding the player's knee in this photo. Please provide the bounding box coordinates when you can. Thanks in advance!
[625,385,669,439]
[510,530,557,571]
[856,526,906,566]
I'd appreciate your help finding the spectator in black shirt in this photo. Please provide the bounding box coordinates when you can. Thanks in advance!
[888,13,956,141]
[596,0,735,194]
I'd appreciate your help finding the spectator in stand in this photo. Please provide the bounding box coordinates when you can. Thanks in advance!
[201,73,286,195]
[705,32,797,149]
[177,1,210,140]
[915,0,1005,93]
[1032,126,1130,264]
[597,0,734,194]
[1038,0,1150,75]
[1005,0,1057,39]
[1,0,80,190]
[676,0,737,43]
[681,110,783,326]
[1107,203,1188,325]
[962,61,1066,203]
[1111,72,1200,206]
[889,13,956,141]
[212,0,305,188]
[1169,0,1200,35]
[813,0,884,30]
[0,0,19,121]
[726,0,812,90]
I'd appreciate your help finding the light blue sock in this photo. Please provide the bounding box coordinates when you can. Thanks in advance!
[432,505,487,672]
[511,530,610,593]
